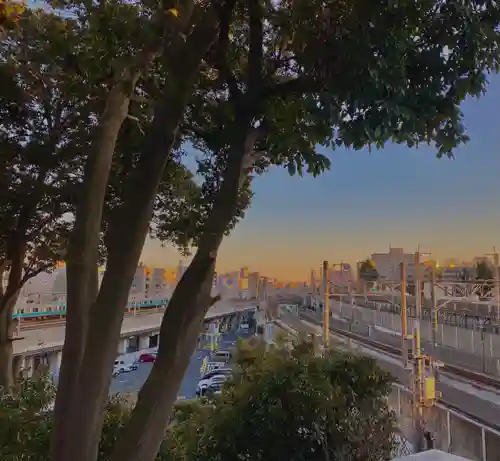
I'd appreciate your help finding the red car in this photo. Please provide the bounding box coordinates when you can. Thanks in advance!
[139,352,156,363]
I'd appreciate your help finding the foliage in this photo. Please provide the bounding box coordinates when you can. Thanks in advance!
[475,261,494,297]
[0,376,174,461]
[0,0,25,33]
[0,375,55,460]
[183,0,500,192]
[169,338,398,461]
[476,260,494,280]
[359,259,379,282]
[0,7,83,302]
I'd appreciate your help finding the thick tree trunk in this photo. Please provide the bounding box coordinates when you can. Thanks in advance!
[51,73,143,461]
[0,238,24,388]
[52,15,220,461]
[0,308,13,388]
[109,261,216,461]
[108,122,253,461]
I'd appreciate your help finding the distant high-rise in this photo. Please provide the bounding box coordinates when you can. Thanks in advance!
[248,272,260,298]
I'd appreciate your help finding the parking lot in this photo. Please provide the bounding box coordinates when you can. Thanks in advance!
[109,330,244,399]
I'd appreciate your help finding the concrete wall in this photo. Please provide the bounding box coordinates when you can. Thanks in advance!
[280,309,500,461]
[389,385,500,461]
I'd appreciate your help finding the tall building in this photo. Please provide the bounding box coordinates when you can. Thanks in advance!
[371,248,416,281]
[218,271,240,298]
[371,247,435,282]
[247,272,260,299]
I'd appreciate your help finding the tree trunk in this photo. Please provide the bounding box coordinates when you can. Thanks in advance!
[0,308,13,388]
[0,237,24,387]
[108,121,253,461]
[52,14,220,461]
[109,260,216,461]
[51,71,144,461]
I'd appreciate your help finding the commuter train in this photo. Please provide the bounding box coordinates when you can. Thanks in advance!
[12,298,169,322]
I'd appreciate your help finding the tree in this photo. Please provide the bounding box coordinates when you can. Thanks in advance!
[115,0,500,454]
[476,260,493,281]
[0,375,55,461]
[475,260,494,298]
[0,375,172,461]
[168,338,398,461]
[48,1,500,460]
[359,259,379,283]
[48,1,223,460]
[0,7,89,386]
[6,0,492,461]
[1,2,221,457]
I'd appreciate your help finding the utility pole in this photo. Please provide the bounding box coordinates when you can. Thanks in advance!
[322,260,330,348]
[485,247,500,323]
[411,247,437,452]
[493,248,499,324]
[415,249,422,322]
[431,262,437,346]
[400,262,409,363]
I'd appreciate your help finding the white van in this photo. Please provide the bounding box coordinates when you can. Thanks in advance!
[114,356,138,374]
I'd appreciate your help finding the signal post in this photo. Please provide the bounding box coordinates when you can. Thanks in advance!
[400,258,438,452]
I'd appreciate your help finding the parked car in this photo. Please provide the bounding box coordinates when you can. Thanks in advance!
[196,374,228,396]
[205,361,227,373]
[203,381,224,396]
[209,350,232,363]
[114,358,138,373]
[139,352,157,363]
[201,368,232,380]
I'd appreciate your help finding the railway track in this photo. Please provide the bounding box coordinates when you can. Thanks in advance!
[300,312,500,392]
[292,312,500,433]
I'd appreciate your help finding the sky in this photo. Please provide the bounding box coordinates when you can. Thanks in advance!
[141,74,500,281]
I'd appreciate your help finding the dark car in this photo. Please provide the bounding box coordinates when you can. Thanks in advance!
[139,352,157,363]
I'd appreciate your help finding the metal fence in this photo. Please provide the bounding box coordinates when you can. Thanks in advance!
[335,303,500,377]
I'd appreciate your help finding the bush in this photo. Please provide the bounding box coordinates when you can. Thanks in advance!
[1,342,399,461]
[0,377,171,461]
[169,338,400,461]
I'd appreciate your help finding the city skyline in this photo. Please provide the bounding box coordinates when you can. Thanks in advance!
[142,75,500,280]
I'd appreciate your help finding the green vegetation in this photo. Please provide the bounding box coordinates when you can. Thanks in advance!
[1,0,500,460]
[475,260,495,297]
[1,340,398,461]
[359,259,379,283]
[475,260,494,281]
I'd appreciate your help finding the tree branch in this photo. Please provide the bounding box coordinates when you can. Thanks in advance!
[261,76,321,100]
[21,263,53,286]
[247,0,263,95]
[213,0,240,102]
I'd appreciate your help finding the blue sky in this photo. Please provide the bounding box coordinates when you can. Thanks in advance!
[143,74,500,280]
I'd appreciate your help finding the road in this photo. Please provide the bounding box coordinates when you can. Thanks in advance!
[109,330,243,399]
[279,310,500,431]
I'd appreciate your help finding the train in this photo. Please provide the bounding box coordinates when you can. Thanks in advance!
[12,298,169,321]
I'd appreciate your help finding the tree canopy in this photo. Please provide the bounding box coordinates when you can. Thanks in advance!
[0,339,400,461]
[2,0,500,461]
[359,259,379,282]
[476,260,494,281]
[168,338,398,461]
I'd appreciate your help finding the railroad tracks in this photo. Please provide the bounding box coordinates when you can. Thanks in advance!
[300,312,500,392]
